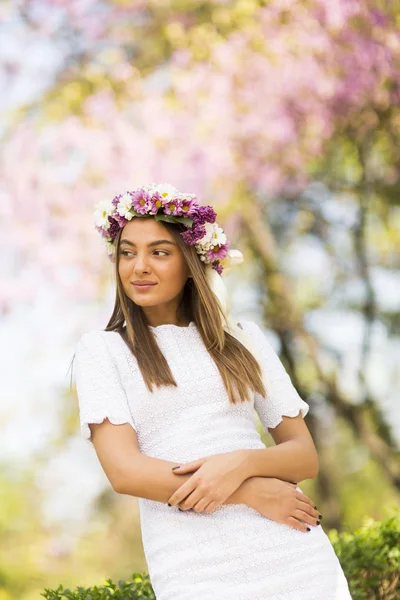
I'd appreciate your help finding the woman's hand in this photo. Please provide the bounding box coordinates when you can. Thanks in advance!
[167,451,250,513]
[244,476,321,532]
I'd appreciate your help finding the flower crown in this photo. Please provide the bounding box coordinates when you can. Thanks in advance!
[94,183,234,274]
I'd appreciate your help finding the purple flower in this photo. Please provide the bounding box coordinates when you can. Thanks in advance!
[189,204,217,225]
[111,193,123,208]
[112,212,128,227]
[206,241,230,262]
[149,191,164,213]
[180,197,196,215]
[132,189,151,214]
[164,197,184,216]
[107,217,122,241]
[180,223,207,245]
[212,261,223,275]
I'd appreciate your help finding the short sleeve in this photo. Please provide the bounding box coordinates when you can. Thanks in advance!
[74,331,137,445]
[239,320,310,431]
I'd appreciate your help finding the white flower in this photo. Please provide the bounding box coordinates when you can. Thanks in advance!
[210,225,227,247]
[179,192,196,201]
[117,193,134,220]
[93,199,114,229]
[197,222,227,248]
[196,222,215,246]
[153,183,179,200]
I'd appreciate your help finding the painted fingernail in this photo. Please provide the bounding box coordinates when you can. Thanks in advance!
[316,520,320,525]
[307,527,311,532]
[314,505,318,509]
[178,508,183,511]
[172,466,180,470]
[167,503,171,506]
[318,514,322,520]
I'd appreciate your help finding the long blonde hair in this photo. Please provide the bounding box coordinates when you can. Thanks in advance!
[105,220,267,404]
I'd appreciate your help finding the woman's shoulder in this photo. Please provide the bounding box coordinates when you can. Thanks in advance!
[74,328,136,380]
[76,328,124,353]
[236,319,262,334]
[235,319,272,354]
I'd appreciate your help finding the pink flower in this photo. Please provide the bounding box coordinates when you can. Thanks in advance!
[112,212,128,228]
[149,192,164,213]
[132,189,151,214]
[164,197,184,216]
[181,197,196,214]
[206,241,230,262]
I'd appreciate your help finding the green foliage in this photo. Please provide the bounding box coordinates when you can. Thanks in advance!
[41,510,400,600]
[329,508,400,600]
[40,572,155,600]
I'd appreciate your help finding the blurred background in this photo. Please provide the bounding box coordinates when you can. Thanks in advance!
[1,0,400,598]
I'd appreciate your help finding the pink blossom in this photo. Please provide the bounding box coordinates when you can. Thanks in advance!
[132,190,151,214]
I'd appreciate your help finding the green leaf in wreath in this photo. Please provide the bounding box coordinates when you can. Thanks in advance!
[129,209,150,218]
[153,214,180,224]
[154,214,193,227]
[178,215,194,226]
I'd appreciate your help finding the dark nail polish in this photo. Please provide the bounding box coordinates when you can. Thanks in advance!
[307,527,311,531]
[167,503,171,506]
[178,508,183,511]
[316,520,320,525]
[314,505,318,509]
[172,466,180,471]
[318,514,322,520]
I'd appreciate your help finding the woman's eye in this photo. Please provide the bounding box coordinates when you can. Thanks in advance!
[121,250,169,256]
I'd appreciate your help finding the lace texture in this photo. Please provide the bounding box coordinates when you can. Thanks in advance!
[74,332,138,441]
[74,320,352,600]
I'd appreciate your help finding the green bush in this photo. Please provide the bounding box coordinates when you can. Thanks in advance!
[329,508,400,600]
[40,573,155,600]
[41,509,399,600]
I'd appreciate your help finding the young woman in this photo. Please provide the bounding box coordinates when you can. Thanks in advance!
[74,183,352,599]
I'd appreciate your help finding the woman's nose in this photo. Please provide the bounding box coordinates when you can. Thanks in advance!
[133,256,150,272]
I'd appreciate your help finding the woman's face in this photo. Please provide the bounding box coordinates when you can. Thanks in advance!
[118,217,191,322]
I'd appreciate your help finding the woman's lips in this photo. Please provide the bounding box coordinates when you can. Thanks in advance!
[132,283,158,291]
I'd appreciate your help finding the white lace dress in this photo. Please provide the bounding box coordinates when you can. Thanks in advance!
[74,319,352,600]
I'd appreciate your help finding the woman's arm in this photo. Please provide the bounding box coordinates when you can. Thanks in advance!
[118,451,253,506]
[108,433,321,535]
[89,417,251,506]
[89,417,321,533]
[239,413,319,483]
